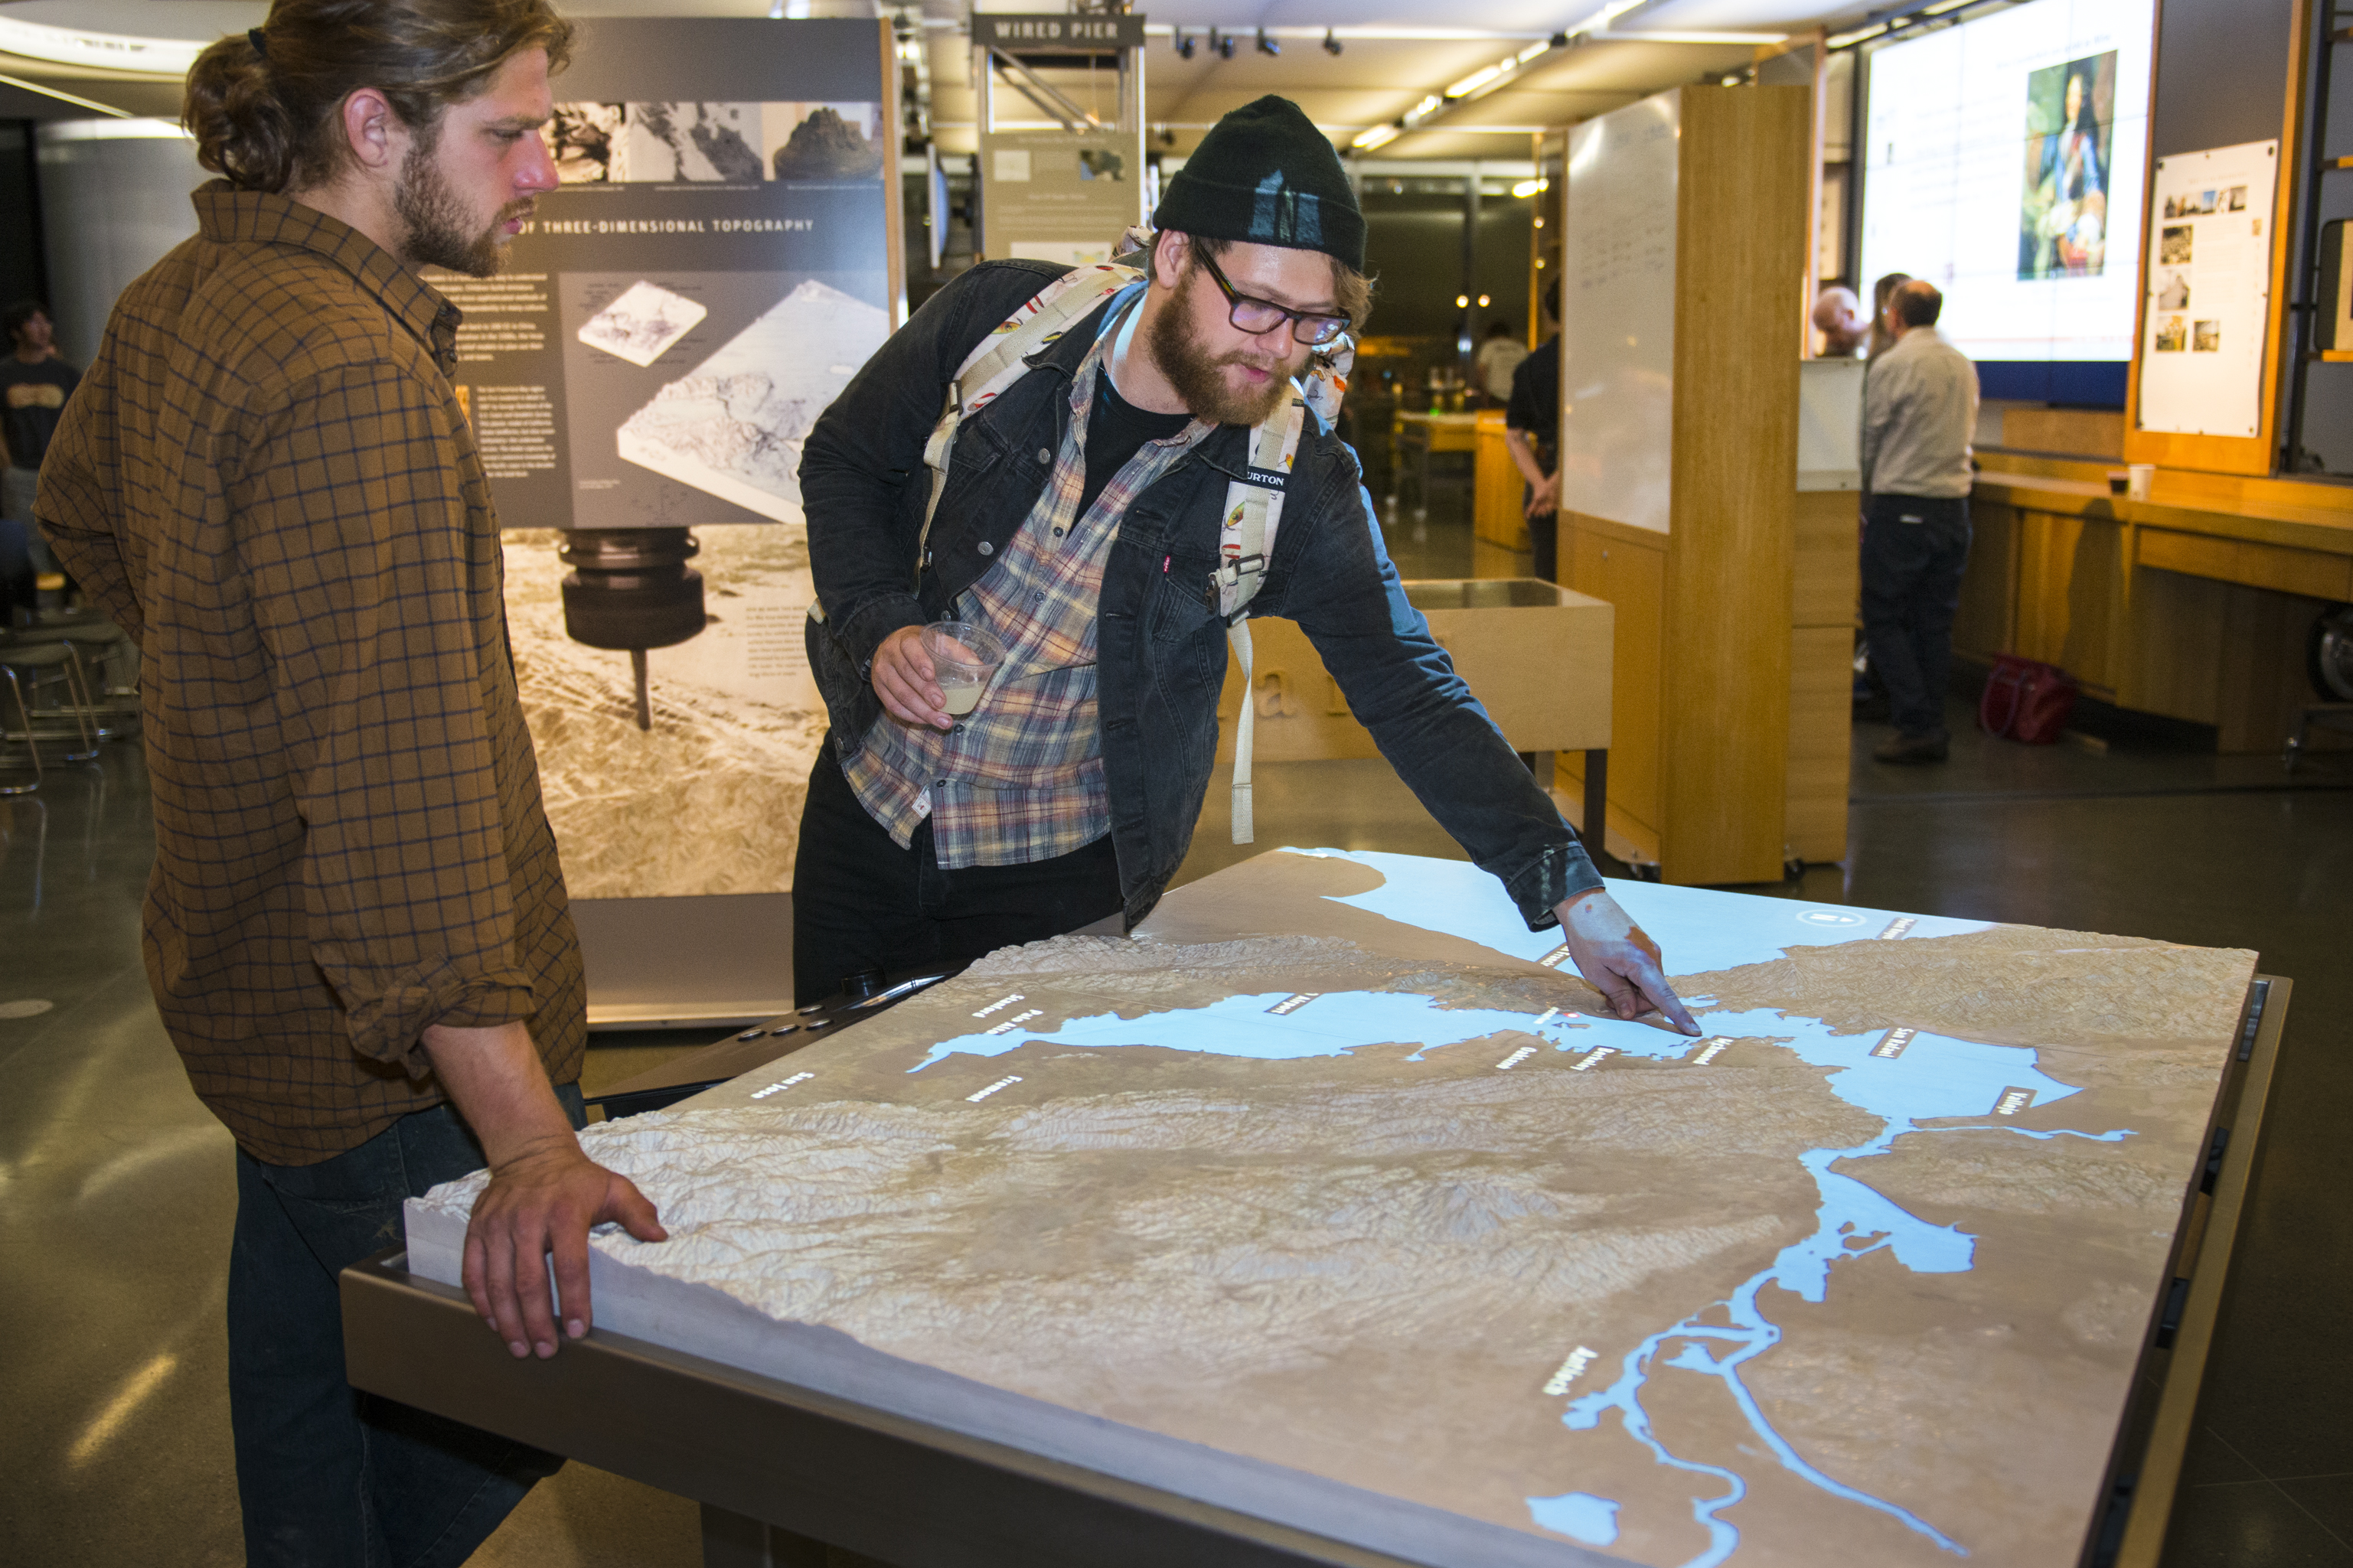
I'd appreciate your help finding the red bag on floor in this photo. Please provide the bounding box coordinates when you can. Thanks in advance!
[1979,655,2078,744]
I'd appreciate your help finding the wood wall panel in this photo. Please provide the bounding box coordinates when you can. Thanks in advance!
[1662,85,1809,885]
[2139,530,2353,600]
[1787,625,1852,863]
[1792,490,1861,628]
[1955,502,2020,660]
[2012,510,2128,697]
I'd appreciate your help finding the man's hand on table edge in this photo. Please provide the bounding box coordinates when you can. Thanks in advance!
[873,624,952,731]
[462,1132,665,1360]
[1554,888,1700,1035]
[423,1020,666,1361]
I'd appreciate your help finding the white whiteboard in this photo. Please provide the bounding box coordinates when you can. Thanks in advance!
[1797,358,1866,491]
[1558,89,1679,536]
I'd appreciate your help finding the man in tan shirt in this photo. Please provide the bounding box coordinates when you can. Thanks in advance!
[38,2,660,1560]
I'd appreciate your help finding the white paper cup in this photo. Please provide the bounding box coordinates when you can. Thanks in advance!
[2126,464,2155,501]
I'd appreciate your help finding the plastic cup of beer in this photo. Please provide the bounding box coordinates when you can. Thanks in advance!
[920,621,1006,717]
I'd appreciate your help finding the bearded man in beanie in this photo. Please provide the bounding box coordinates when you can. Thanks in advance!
[796,96,1696,1032]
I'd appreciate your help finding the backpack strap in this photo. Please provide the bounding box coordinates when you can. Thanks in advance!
[915,264,1143,585]
[1219,331,1353,844]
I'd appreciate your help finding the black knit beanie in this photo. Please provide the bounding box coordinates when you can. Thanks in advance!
[1152,95,1365,272]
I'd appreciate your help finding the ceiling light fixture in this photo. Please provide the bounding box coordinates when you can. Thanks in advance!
[1352,122,1402,152]
[1455,295,1470,308]
[1511,177,1548,198]
[1323,29,1343,55]
[1257,29,1279,56]
[1173,27,1193,57]
[1215,28,1236,59]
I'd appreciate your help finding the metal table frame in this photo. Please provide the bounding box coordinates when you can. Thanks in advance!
[342,978,2289,1568]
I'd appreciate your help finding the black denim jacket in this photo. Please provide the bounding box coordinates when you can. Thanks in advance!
[799,260,1602,931]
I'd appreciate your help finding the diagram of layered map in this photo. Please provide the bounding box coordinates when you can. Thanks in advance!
[615,279,890,523]
[576,279,707,367]
[410,849,2255,1566]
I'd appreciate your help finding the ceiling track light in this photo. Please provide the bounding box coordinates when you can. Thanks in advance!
[1216,28,1236,59]
[1256,28,1280,56]
[1323,28,1343,55]
[1174,26,1195,58]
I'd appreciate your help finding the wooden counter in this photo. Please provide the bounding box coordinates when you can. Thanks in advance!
[1969,455,2353,751]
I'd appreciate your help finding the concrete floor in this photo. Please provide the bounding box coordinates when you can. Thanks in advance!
[3,497,2348,1565]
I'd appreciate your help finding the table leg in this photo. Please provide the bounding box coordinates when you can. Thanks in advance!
[1583,748,1609,859]
[700,1502,830,1568]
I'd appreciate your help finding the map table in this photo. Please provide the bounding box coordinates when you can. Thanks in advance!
[345,849,2283,1568]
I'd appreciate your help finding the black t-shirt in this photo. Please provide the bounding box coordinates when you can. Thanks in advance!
[0,356,80,471]
[1504,334,1560,458]
[1081,368,1191,518]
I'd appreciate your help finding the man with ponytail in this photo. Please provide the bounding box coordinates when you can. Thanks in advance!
[35,2,664,1561]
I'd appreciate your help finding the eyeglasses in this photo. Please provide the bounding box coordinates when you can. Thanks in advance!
[1193,247,1351,346]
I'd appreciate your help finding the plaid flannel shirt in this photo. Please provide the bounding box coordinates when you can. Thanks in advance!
[35,184,583,1164]
[845,311,1209,866]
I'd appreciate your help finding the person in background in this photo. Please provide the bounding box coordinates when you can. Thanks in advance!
[1504,281,1562,581]
[1866,270,1913,361]
[1474,318,1528,407]
[1812,284,1867,357]
[1858,279,1977,764]
[1,300,81,610]
[38,0,664,1562]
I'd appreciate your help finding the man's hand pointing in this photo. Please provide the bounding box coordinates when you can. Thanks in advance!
[1553,888,1700,1035]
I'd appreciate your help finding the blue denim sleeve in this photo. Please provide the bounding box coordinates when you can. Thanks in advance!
[1275,442,1604,931]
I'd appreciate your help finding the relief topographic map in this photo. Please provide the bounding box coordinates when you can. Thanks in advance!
[413,848,2254,1567]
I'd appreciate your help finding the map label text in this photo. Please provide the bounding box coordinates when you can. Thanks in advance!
[1268,993,1320,1015]
[1537,944,1574,970]
[1571,1047,1618,1072]
[1993,1086,2035,1117]
[1872,1028,1917,1060]
[1497,1046,1539,1070]
[1691,1037,1732,1064]
[1543,1345,1600,1395]
[1877,917,1918,939]
[966,1075,1023,1103]
[750,1071,814,1100]
[972,993,1025,1018]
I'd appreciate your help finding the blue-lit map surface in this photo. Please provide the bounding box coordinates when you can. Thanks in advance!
[417,849,2257,1567]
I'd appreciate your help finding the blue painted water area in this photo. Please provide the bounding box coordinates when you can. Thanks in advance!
[909,989,1596,1071]
[1528,1491,1620,1546]
[1281,847,1992,976]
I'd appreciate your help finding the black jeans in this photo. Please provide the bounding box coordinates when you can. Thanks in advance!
[228,1087,582,1568]
[1860,493,1972,740]
[792,738,1124,1006]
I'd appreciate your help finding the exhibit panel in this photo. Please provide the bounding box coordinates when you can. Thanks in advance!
[451,17,902,926]
[367,848,2272,1568]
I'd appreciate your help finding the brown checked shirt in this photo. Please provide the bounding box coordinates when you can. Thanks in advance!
[38,182,584,1165]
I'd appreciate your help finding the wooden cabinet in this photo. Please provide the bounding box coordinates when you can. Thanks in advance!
[1552,84,1811,884]
[1471,411,1531,554]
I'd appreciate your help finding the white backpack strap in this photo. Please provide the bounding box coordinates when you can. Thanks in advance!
[912,265,1142,585]
[1215,331,1354,844]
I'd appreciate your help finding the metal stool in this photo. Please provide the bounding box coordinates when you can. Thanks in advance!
[0,635,100,768]
[2283,703,2353,772]
[38,617,138,739]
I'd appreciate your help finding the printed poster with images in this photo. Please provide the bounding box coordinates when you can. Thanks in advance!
[427,17,896,900]
[2136,141,2277,437]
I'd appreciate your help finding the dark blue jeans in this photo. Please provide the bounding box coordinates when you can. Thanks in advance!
[790,738,1122,1006]
[1861,494,1972,740]
[228,1085,583,1568]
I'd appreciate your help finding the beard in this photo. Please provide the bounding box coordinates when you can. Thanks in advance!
[393,137,530,279]
[1147,266,1300,428]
